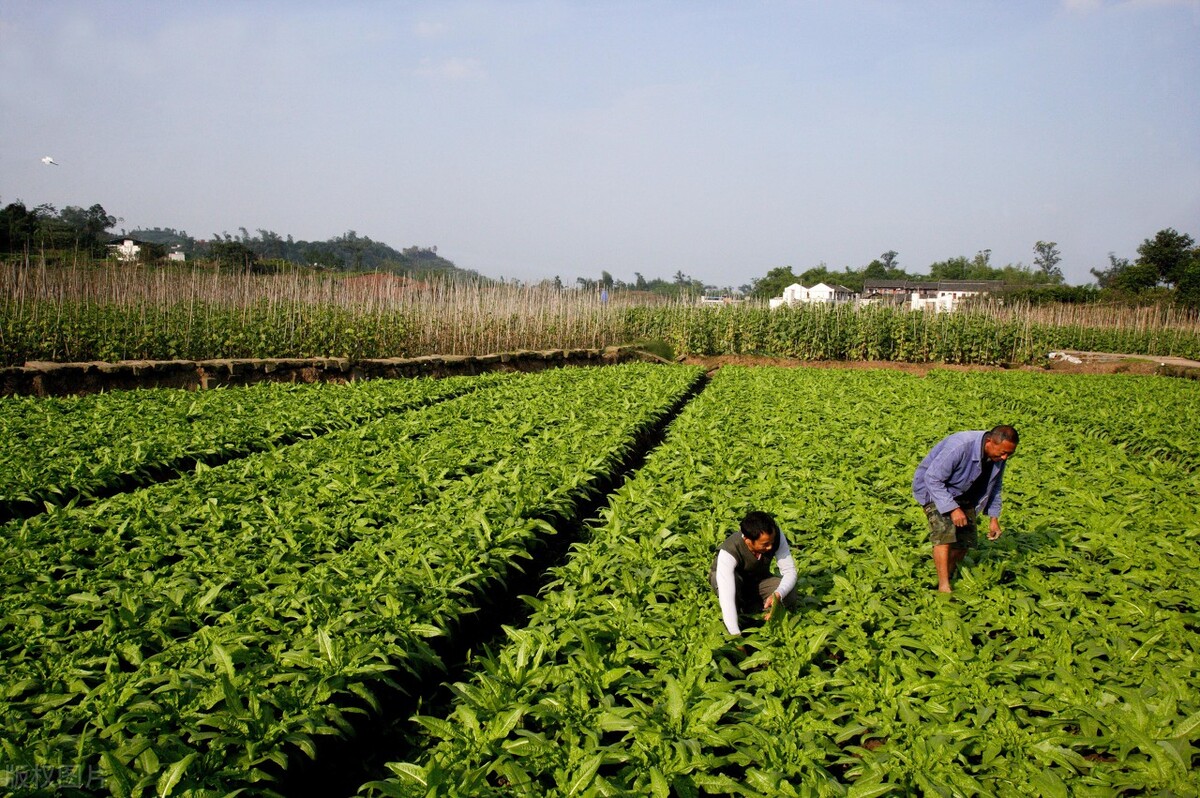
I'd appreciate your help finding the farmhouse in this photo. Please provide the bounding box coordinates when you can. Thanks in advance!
[105,237,186,262]
[862,279,1002,312]
[769,282,855,308]
[106,236,147,262]
[698,294,743,306]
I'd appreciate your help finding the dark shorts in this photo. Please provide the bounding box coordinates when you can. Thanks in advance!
[923,502,977,549]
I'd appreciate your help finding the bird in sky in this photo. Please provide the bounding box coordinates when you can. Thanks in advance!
[41,156,59,166]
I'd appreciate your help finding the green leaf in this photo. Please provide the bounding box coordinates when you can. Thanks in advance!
[386,762,428,787]
[566,754,603,796]
[156,752,197,797]
[1029,769,1068,798]
[212,643,235,678]
[1171,710,1200,740]
[848,780,899,798]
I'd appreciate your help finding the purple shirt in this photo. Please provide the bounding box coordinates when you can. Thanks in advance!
[912,430,1006,517]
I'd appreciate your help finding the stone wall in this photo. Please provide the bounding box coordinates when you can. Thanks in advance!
[0,347,661,397]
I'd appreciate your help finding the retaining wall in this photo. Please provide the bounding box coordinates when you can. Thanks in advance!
[0,347,658,397]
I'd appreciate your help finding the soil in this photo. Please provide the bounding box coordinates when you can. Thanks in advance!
[679,352,1200,378]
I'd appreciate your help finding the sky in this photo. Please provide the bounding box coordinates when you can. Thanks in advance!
[2,1,1198,288]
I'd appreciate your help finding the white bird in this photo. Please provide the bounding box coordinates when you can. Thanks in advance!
[41,156,59,166]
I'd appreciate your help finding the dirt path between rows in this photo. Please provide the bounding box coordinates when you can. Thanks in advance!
[680,351,1200,378]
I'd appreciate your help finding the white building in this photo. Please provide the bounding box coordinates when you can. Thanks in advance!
[107,237,144,262]
[769,283,806,308]
[770,282,854,308]
[807,282,854,303]
[862,280,1002,313]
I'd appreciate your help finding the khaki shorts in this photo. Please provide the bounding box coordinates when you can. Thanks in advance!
[923,502,977,549]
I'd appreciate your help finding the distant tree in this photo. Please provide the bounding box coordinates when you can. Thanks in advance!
[862,260,888,281]
[862,251,912,285]
[1090,253,1132,289]
[1033,241,1063,283]
[1137,228,1196,288]
[255,229,287,260]
[750,266,798,299]
[600,270,614,289]
[996,263,1049,286]
[967,249,994,279]
[798,264,834,286]
[929,256,970,280]
[0,201,40,253]
[53,204,117,254]
[303,244,343,270]
[998,284,1099,305]
[210,240,259,269]
[1176,258,1200,309]
[138,242,168,263]
[1092,252,1159,293]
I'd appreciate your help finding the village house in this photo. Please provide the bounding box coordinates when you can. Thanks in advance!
[106,236,146,262]
[106,237,186,263]
[769,282,855,308]
[861,279,1002,312]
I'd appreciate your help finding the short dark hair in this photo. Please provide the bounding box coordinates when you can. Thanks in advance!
[987,425,1019,446]
[740,510,779,541]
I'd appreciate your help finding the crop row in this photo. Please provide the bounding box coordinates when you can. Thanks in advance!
[622,305,1200,363]
[0,363,703,796]
[365,367,1199,796]
[924,370,1200,471]
[0,375,504,520]
[7,293,1200,366]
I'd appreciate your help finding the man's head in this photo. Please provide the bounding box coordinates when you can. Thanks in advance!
[984,425,1019,462]
[740,510,779,555]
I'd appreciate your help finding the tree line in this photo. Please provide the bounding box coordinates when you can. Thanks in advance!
[0,201,117,257]
[3,197,1196,308]
[742,232,1199,309]
[0,200,477,280]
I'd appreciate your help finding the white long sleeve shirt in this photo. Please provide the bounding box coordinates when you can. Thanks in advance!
[714,531,797,635]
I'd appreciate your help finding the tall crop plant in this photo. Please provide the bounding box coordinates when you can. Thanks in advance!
[5,260,1200,364]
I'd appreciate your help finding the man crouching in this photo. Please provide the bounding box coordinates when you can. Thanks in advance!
[710,510,798,637]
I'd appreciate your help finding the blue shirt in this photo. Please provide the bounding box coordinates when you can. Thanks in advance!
[912,430,1006,517]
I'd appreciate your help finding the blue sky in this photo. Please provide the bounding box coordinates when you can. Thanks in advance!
[3,0,1197,287]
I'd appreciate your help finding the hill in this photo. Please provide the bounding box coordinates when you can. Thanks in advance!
[128,226,484,280]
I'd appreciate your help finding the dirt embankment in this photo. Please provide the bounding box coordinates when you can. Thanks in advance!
[680,352,1200,378]
[4,348,1197,397]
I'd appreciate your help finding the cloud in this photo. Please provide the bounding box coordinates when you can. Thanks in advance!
[413,20,447,38]
[412,56,484,80]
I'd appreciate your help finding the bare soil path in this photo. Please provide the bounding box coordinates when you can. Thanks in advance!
[680,351,1200,377]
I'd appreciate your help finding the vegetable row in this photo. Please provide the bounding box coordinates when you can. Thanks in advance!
[0,375,503,520]
[365,367,1199,797]
[0,363,703,796]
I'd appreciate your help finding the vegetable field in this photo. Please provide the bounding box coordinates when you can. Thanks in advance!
[2,365,1198,796]
[0,375,505,522]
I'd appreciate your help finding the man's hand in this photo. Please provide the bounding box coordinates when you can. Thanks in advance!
[763,591,782,621]
[950,508,968,527]
[987,517,1002,541]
